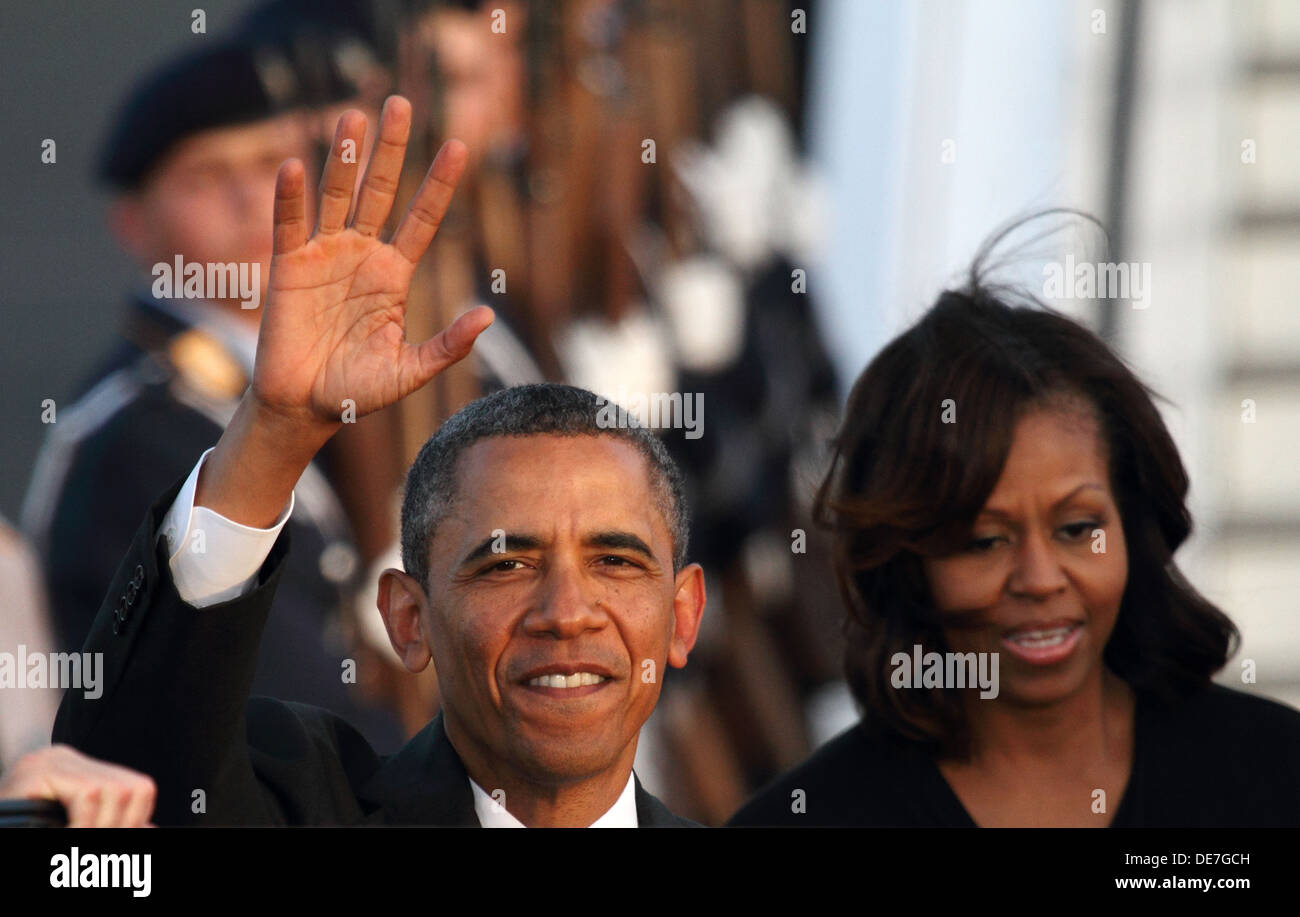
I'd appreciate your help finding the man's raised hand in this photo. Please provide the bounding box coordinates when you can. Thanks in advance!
[195,97,491,528]
[253,95,493,433]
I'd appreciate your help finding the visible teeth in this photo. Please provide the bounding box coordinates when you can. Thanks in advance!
[527,672,607,688]
[1008,626,1075,647]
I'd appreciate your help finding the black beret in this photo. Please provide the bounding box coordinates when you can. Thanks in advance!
[97,40,295,191]
[98,3,384,192]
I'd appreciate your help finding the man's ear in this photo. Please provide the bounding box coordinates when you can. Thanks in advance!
[107,195,153,268]
[667,562,706,670]
[377,568,433,674]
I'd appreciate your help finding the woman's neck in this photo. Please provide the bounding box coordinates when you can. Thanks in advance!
[957,667,1133,766]
[936,668,1137,826]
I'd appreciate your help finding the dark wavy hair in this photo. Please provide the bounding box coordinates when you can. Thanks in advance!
[816,218,1238,758]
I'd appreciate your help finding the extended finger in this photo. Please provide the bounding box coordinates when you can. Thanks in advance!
[316,109,368,236]
[272,159,308,254]
[390,139,468,265]
[351,96,412,237]
[403,305,494,392]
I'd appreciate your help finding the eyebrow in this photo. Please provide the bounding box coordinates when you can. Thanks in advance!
[458,533,544,568]
[586,531,657,560]
[455,531,659,569]
[978,483,1106,520]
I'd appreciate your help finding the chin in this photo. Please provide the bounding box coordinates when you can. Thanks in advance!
[512,740,623,784]
[997,655,1102,708]
[999,675,1084,707]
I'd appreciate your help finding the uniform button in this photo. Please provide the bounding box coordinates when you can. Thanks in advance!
[125,583,139,605]
[132,564,146,588]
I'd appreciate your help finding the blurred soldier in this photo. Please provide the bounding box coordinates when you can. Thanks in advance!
[21,35,403,751]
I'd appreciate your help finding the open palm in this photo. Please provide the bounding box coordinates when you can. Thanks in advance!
[253,96,492,429]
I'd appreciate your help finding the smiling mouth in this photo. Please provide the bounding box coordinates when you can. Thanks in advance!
[1000,623,1084,665]
[1006,625,1078,648]
[525,672,610,689]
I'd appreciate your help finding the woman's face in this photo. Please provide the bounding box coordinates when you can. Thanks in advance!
[922,403,1128,707]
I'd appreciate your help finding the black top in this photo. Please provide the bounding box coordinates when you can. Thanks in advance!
[728,684,1300,827]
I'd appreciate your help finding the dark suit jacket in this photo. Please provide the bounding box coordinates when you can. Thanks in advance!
[51,477,695,827]
[25,294,401,751]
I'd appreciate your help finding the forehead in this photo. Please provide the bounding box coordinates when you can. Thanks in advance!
[989,405,1110,498]
[151,115,308,175]
[436,433,669,545]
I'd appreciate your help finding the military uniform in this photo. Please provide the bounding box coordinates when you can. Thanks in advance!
[22,292,404,752]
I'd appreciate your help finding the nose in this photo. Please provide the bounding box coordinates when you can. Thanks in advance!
[1006,528,1069,599]
[228,176,276,259]
[522,561,609,639]
[227,175,256,218]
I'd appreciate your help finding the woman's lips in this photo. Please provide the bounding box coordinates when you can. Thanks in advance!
[1000,623,1083,665]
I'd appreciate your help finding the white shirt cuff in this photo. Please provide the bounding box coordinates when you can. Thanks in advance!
[159,448,294,608]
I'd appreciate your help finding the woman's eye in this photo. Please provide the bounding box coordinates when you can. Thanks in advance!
[966,536,1002,553]
[1061,521,1098,540]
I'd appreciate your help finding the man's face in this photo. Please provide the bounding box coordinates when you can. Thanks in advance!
[112,114,312,315]
[420,434,703,787]
[422,2,525,169]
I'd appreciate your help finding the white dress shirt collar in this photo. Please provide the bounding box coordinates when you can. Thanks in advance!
[468,772,639,827]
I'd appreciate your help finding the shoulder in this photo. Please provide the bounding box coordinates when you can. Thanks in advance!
[28,352,208,486]
[728,721,909,826]
[633,778,702,828]
[245,697,384,823]
[44,323,242,470]
[24,344,231,544]
[1133,683,1300,826]
[1143,683,1300,751]
[247,697,382,773]
[75,350,224,453]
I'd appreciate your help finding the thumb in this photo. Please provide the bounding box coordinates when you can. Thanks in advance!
[406,305,495,390]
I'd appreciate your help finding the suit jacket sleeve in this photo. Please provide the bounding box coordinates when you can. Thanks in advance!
[51,474,294,825]
[41,391,226,653]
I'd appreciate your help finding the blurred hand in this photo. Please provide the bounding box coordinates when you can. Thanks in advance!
[0,744,156,828]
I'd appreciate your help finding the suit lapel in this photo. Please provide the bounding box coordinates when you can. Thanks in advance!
[358,713,479,826]
[358,714,697,827]
[633,775,699,827]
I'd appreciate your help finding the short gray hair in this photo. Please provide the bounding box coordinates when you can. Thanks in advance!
[400,383,690,588]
